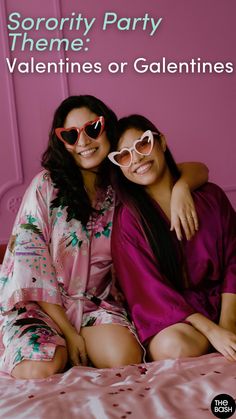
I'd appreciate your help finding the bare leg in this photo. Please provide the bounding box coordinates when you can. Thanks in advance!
[81,324,142,368]
[148,323,210,361]
[11,346,68,379]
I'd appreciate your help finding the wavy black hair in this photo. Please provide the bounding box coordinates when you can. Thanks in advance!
[111,114,183,290]
[42,95,117,225]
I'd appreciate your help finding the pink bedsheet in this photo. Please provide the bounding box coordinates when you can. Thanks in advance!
[0,353,235,419]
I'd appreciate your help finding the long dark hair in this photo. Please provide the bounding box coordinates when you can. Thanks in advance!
[111,114,183,290]
[42,95,117,225]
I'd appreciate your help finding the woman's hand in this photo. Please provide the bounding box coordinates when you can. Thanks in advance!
[65,331,88,366]
[170,180,198,241]
[38,301,89,366]
[207,324,236,362]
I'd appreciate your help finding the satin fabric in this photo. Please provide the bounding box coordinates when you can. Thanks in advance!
[0,353,235,419]
[0,170,128,336]
[111,183,236,344]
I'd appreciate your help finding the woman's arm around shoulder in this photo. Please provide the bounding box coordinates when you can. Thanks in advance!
[171,162,209,241]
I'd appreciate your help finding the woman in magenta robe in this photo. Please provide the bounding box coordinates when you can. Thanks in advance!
[109,114,236,362]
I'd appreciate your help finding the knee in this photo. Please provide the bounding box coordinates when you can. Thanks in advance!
[107,344,142,368]
[154,330,189,360]
[82,325,143,368]
[148,328,207,361]
[11,347,68,379]
[96,340,142,368]
[105,351,142,368]
[12,361,57,379]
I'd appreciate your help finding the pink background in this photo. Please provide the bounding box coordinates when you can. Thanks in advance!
[0,0,235,243]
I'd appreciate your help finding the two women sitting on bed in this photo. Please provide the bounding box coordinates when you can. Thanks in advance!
[109,114,236,363]
[0,94,229,380]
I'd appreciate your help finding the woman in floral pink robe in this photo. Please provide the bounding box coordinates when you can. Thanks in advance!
[0,171,137,373]
[0,96,144,378]
[0,96,208,378]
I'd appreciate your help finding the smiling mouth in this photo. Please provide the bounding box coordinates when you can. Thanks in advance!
[134,161,152,174]
[79,147,98,157]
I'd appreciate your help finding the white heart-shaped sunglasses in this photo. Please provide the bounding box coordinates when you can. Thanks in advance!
[108,130,160,167]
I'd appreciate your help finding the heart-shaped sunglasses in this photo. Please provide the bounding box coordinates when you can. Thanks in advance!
[55,116,105,150]
[108,130,160,167]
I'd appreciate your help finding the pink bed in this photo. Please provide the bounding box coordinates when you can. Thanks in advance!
[0,245,236,418]
[0,353,235,418]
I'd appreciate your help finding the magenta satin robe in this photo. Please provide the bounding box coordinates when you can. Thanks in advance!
[111,183,236,344]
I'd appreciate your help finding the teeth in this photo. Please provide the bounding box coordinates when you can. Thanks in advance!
[79,148,97,157]
[135,162,152,174]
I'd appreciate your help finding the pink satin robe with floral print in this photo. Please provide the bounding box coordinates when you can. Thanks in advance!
[0,171,127,332]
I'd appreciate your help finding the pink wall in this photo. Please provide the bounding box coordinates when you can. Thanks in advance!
[0,0,235,243]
